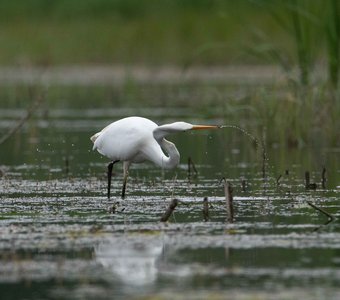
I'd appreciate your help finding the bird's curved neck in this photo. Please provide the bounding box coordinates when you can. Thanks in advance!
[157,139,180,169]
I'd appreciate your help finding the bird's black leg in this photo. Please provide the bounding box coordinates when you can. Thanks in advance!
[122,175,127,199]
[107,162,114,199]
[107,160,119,199]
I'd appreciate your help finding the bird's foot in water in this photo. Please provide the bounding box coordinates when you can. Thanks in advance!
[107,201,126,214]
[108,205,115,214]
[108,201,119,214]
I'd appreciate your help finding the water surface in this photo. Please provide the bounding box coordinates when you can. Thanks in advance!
[1,104,340,300]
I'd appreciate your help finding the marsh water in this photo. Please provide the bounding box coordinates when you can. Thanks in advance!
[1,81,340,300]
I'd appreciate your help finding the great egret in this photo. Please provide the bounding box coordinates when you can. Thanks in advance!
[91,116,218,199]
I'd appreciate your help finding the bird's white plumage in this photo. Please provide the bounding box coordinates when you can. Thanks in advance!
[92,116,189,168]
[92,117,157,162]
[91,116,218,198]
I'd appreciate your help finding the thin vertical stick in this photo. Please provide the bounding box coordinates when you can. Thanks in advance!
[321,166,326,189]
[276,174,282,186]
[188,157,198,178]
[305,171,317,190]
[221,178,234,223]
[241,179,247,192]
[261,128,267,181]
[262,146,266,180]
[64,156,69,176]
[203,197,209,222]
[305,171,310,188]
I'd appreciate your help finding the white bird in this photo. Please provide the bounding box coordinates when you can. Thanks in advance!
[91,116,218,199]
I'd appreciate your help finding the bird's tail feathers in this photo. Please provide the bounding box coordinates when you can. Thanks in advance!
[90,132,101,150]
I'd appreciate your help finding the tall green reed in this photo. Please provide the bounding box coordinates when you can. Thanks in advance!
[248,0,319,86]
[239,0,339,148]
[288,0,314,86]
[247,0,340,88]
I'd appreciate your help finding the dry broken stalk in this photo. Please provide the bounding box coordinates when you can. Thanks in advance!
[221,178,234,223]
[160,198,178,222]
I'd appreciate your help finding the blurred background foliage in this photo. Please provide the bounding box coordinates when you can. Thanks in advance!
[0,0,337,74]
[0,0,339,147]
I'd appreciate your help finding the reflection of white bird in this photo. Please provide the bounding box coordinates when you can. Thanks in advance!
[95,236,164,286]
[91,116,218,199]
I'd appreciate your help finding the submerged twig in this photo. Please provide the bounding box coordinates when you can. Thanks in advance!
[160,198,178,222]
[0,88,45,145]
[307,201,335,230]
[307,201,335,221]
[203,197,210,222]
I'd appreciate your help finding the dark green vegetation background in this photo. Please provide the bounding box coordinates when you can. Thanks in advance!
[0,0,339,147]
[0,0,333,66]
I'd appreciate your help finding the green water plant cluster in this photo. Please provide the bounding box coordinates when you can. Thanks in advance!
[222,82,340,149]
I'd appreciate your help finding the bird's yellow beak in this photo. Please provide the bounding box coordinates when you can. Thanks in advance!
[191,125,219,130]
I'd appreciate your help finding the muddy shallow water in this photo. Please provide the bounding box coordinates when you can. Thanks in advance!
[1,107,340,300]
